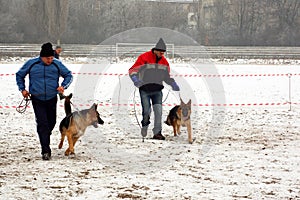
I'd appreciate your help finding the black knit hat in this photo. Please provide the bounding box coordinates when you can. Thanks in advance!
[153,38,166,52]
[40,42,54,57]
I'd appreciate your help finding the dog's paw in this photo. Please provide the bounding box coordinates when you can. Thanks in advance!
[68,153,76,159]
[189,137,196,144]
[64,149,71,156]
[64,151,69,156]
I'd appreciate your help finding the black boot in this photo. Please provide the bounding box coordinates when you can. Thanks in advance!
[42,153,51,160]
[153,132,165,140]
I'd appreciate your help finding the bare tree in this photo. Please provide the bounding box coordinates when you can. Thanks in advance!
[233,0,262,45]
[274,0,300,45]
[210,0,233,45]
[0,0,299,46]
[0,1,25,42]
[44,0,69,44]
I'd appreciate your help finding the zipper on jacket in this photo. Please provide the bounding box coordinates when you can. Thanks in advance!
[44,65,46,100]
[155,54,163,69]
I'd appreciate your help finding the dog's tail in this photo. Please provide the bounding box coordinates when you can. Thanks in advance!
[64,93,73,116]
[164,119,171,126]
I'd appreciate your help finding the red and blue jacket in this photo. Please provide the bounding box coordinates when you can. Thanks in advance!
[129,49,175,92]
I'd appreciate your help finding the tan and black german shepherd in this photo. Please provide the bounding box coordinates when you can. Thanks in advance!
[58,93,104,156]
[165,98,193,144]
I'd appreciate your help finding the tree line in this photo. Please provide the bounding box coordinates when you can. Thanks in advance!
[0,0,299,46]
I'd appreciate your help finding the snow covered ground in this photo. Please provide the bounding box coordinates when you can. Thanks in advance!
[0,57,300,199]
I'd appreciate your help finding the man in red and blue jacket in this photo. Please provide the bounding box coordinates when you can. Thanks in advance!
[129,38,180,140]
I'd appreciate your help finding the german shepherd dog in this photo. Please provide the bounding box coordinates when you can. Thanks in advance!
[58,93,104,156]
[165,98,193,144]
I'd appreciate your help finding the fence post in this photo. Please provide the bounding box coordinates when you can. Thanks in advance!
[288,73,292,111]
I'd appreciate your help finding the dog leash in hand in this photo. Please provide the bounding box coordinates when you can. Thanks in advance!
[16,96,31,114]
[132,88,145,142]
[16,93,71,114]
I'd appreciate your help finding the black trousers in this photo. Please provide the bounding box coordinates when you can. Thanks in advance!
[31,96,57,155]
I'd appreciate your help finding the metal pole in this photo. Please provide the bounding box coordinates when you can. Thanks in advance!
[289,73,292,111]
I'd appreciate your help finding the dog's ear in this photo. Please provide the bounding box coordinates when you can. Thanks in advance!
[90,103,96,109]
[187,99,191,107]
[93,103,98,110]
[180,97,184,107]
[64,93,73,102]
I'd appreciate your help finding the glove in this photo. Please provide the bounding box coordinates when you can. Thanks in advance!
[131,75,143,88]
[171,82,180,91]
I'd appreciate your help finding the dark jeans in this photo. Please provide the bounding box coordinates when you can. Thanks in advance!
[139,89,163,134]
[31,96,57,155]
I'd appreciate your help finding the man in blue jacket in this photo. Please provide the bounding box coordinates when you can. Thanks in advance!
[16,42,73,160]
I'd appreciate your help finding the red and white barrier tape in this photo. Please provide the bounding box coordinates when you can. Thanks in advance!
[71,72,300,78]
[3,102,299,110]
[2,72,298,109]
[1,72,300,77]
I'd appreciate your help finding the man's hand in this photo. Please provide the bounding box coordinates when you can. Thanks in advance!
[131,75,143,88]
[21,90,30,98]
[171,82,180,91]
[57,86,64,94]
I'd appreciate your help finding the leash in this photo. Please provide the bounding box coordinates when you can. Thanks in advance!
[177,91,182,101]
[16,96,31,114]
[132,88,173,126]
[16,93,65,114]
[133,87,146,142]
[133,87,179,142]
[162,89,170,103]
[70,101,81,112]
[117,75,122,111]
[16,92,62,114]
[15,93,82,114]
[133,87,142,129]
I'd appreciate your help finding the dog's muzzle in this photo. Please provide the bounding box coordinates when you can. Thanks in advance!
[93,116,104,128]
[93,122,98,128]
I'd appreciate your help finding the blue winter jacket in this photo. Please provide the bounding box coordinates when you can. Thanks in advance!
[16,57,73,101]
